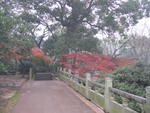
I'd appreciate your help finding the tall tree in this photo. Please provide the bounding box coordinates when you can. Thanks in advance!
[5,0,150,55]
[18,0,147,43]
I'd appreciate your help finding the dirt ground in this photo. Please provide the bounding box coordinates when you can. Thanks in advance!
[0,75,26,111]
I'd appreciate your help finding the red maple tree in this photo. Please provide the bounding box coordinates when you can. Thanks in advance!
[4,49,23,60]
[31,48,53,62]
[60,52,136,77]
[3,47,53,63]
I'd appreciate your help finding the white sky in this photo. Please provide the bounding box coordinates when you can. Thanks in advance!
[96,17,150,39]
[129,17,150,37]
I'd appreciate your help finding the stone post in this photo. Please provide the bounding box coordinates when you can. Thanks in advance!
[104,77,112,113]
[74,73,79,82]
[63,68,66,72]
[145,86,150,113]
[60,67,64,80]
[15,59,19,76]
[67,69,71,85]
[68,69,73,80]
[74,73,79,91]
[68,69,72,74]
[86,73,91,99]
[29,67,33,80]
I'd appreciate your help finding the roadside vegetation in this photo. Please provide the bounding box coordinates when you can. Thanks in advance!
[0,0,150,113]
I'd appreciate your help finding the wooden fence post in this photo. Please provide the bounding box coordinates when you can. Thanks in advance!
[104,77,112,113]
[86,73,91,99]
[145,86,150,113]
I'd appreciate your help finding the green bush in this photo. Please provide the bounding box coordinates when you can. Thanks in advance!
[33,61,50,73]
[111,62,150,112]
[0,56,16,74]
[0,62,7,73]
[49,62,60,74]
[112,62,150,97]
[18,59,31,74]
[31,58,51,73]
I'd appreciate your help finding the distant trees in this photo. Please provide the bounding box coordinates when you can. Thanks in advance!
[100,36,130,58]
[121,34,150,65]
[43,34,103,57]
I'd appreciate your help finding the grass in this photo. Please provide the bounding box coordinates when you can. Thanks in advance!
[0,91,20,113]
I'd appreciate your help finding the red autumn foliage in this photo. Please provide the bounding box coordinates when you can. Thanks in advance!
[32,48,44,57]
[3,47,53,63]
[60,52,136,77]
[31,48,53,62]
[5,49,23,59]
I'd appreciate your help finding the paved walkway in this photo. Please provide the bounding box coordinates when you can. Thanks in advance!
[12,80,103,113]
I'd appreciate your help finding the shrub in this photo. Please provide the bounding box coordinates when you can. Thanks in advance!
[111,62,150,112]
[0,56,16,74]
[112,62,150,97]
[32,58,50,73]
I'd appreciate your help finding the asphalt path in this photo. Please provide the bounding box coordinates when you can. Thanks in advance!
[12,80,104,113]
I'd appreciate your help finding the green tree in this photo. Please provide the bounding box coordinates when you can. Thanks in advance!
[0,9,35,74]
[1,0,150,57]
[0,11,14,44]
[14,0,148,55]
[43,32,103,58]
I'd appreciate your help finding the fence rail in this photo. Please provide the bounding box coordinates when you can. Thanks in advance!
[59,68,150,113]
[89,81,105,89]
[110,87,146,103]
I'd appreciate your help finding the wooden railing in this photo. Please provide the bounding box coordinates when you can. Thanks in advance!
[59,68,150,113]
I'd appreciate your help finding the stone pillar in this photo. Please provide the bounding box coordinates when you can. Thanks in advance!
[145,86,150,113]
[68,69,72,74]
[73,73,79,91]
[74,73,79,82]
[104,77,112,113]
[86,73,91,99]
[15,59,19,76]
[29,67,33,80]
[63,68,66,72]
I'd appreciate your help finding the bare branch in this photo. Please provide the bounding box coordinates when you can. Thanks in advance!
[112,38,130,58]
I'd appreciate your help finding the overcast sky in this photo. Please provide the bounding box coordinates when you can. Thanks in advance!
[36,0,150,40]
[96,17,150,39]
[129,17,150,37]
